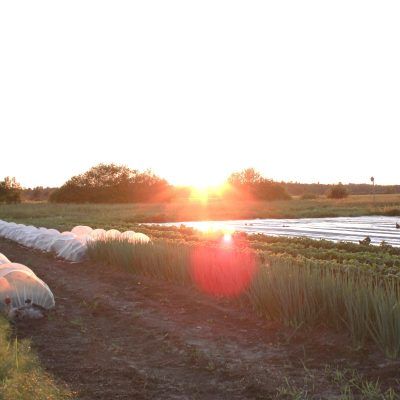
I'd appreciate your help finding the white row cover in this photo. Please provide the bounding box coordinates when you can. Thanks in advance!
[0,254,55,310]
[0,221,150,262]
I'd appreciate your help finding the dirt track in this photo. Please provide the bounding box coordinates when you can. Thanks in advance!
[1,238,399,399]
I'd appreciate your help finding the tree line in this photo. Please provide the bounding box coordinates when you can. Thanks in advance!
[1,164,397,204]
[282,182,400,196]
[48,165,292,203]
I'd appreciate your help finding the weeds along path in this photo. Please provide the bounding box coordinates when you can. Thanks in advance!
[1,238,399,399]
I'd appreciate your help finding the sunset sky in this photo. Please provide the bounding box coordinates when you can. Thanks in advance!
[1,1,399,188]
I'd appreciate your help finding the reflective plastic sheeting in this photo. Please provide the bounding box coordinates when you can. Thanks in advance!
[50,236,77,254]
[0,220,151,262]
[106,229,121,239]
[0,253,11,265]
[89,229,107,240]
[0,220,88,262]
[0,262,55,310]
[120,230,136,241]
[71,226,93,237]
[132,232,151,243]
[119,231,150,243]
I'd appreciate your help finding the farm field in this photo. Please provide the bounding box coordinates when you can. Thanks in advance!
[1,237,400,399]
[1,194,400,231]
[3,1,400,398]
[2,199,400,398]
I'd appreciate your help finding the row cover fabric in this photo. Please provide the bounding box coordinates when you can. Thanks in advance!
[0,256,55,310]
[0,253,11,265]
[0,221,150,263]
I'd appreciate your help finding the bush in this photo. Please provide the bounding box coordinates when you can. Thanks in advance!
[0,177,21,204]
[50,164,172,203]
[227,168,291,201]
[22,187,55,202]
[327,183,349,199]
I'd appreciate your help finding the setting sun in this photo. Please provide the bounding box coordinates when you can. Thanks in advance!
[188,183,231,203]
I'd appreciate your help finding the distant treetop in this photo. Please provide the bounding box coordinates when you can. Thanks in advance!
[0,177,22,204]
[227,168,290,201]
[50,164,171,203]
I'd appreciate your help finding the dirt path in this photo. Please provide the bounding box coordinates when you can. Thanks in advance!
[1,238,399,399]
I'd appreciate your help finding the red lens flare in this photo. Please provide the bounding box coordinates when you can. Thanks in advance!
[190,245,256,298]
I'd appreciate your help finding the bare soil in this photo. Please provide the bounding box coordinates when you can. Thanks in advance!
[1,238,399,399]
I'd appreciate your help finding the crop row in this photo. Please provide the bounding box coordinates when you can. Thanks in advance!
[138,225,400,277]
[88,238,400,359]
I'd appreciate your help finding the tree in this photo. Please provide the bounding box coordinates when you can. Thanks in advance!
[0,177,22,203]
[327,183,349,199]
[21,186,56,202]
[227,168,290,201]
[228,168,265,186]
[50,164,172,203]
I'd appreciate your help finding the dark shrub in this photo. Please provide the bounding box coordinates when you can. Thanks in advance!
[227,168,291,201]
[0,177,21,203]
[50,164,172,204]
[327,183,349,199]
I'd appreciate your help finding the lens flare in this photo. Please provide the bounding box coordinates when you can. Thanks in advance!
[190,246,256,298]
[223,233,232,242]
[194,222,235,242]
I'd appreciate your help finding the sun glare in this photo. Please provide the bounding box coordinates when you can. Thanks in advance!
[194,221,235,242]
[188,183,230,203]
[223,233,232,243]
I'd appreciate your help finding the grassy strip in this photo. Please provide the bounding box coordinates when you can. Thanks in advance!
[0,317,72,399]
[1,194,400,228]
[88,238,400,359]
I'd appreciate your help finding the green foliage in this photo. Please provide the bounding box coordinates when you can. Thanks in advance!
[0,317,72,399]
[327,183,349,199]
[22,186,55,202]
[88,238,400,359]
[283,181,400,196]
[88,239,191,284]
[0,177,21,204]
[5,191,400,225]
[249,259,400,358]
[275,366,400,399]
[227,168,291,201]
[50,163,172,203]
[243,235,400,277]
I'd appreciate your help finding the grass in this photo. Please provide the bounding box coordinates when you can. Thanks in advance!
[0,317,72,399]
[248,256,400,357]
[93,228,400,279]
[275,365,400,399]
[0,194,400,230]
[3,197,400,383]
[88,237,400,360]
